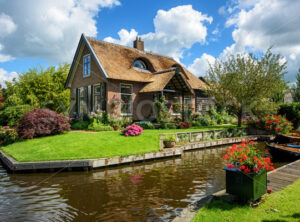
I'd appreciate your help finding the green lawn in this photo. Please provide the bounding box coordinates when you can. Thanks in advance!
[1,125,235,162]
[193,179,300,222]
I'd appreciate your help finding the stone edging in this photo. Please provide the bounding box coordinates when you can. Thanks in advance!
[0,148,182,172]
[0,135,268,173]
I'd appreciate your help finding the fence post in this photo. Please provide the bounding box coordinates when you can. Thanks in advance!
[159,134,164,150]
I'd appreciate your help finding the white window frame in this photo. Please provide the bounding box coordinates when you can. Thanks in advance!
[93,84,101,111]
[120,83,133,116]
[83,54,90,77]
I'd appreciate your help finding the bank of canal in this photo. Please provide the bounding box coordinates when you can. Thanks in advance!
[0,142,288,221]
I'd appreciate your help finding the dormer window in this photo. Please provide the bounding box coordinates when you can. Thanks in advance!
[83,54,90,77]
[133,59,147,70]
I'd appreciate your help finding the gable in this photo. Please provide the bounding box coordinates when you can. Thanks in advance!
[65,34,108,88]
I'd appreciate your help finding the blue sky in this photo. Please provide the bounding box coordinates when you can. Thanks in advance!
[0,0,299,86]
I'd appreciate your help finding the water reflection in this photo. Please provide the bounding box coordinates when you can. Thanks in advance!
[0,142,287,222]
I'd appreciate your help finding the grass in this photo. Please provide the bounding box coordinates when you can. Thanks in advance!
[192,179,300,222]
[1,125,236,162]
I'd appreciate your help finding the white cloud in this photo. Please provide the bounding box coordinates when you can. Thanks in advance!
[0,0,120,63]
[104,29,138,46]
[221,0,300,81]
[188,53,216,77]
[0,68,18,87]
[104,5,212,61]
[212,28,219,35]
[0,13,17,36]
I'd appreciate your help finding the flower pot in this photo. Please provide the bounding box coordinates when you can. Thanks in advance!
[113,126,119,131]
[163,141,175,148]
[224,167,267,201]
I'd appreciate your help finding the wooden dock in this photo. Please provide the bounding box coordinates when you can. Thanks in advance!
[267,159,300,193]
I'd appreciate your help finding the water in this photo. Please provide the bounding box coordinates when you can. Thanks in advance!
[0,142,288,222]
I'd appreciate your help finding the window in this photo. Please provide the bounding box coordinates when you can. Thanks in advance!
[83,54,90,77]
[133,60,147,70]
[184,96,192,105]
[120,84,132,115]
[197,103,202,112]
[79,87,88,114]
[94,83,106,111]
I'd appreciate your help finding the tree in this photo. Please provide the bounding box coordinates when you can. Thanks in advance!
[293,68,300,102]
[206,48,287,127]
[4,64,70,113]
[0,88,5,109]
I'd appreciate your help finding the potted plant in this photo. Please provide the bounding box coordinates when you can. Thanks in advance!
[110,118,121,131]
[163,134,176,148]
[222,141,275,201]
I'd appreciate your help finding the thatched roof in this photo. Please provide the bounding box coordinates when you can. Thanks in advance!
[87,37,207,90]
[140,71,175,93]
[66,34,208,91]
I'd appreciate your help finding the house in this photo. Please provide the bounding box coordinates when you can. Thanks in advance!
[65,34,214,121]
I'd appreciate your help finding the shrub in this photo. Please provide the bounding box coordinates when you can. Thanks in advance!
[120,117,133,128]
[101,112,110,125]
[89,110,104,123]
[210,107,224,124]
[161,122,176,129]
[154,96,172,127]
[231,128,247,137]
[135,122,155,129]
[0,105,33,127]
[88,120,113,131]
[199,115,213,126]
[71,121,89,130]
[110,117,121,127]
[183,104,193,122]
[191,120,202,127]
[180,121,191,129]
[121,124,143,136]
[17,108,70,139]
[0,126,18,145]
[163,134,176,142]
[248,115,293,134]
[278,103,300,129]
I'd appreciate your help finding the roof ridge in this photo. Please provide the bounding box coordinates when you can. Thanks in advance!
[86,36,177,61]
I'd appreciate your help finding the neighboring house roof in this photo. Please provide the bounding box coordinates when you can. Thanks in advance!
[65,33,207,91]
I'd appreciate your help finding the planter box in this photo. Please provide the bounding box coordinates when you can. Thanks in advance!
[163,141,175,148]
[225,168,267,201]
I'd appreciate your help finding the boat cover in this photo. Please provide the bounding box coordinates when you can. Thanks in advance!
[286,144,300,148]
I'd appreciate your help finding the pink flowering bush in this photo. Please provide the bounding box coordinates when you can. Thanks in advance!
[0,126,18,145]
[121,124,143,136]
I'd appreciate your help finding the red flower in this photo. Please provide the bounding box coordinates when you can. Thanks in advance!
[222,154,229,160]
[267,188,272,194]
[227,164,235,168]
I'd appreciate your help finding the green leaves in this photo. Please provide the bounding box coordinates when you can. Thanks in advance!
[4,64,70,113]
[206,48,287,126]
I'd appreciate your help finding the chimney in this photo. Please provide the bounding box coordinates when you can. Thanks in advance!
[133,36,144,51]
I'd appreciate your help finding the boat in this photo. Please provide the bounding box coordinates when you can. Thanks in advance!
[274,131,300,143]
[267,142,300,161]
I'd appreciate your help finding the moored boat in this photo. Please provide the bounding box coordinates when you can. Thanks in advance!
[274,131,300,143]
[267,142,300,161]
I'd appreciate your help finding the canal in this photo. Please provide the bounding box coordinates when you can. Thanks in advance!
[0,142,288,222]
